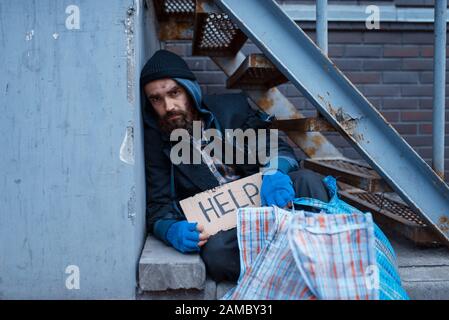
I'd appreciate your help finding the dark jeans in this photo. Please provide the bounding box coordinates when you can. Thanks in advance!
[199,169,330,283]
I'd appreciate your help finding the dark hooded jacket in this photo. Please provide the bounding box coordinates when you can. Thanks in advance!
[141,66,299,245]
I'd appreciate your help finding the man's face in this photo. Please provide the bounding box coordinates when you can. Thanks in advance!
[144,78,198,134]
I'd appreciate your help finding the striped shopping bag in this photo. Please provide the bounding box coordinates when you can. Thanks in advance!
[223,206,315,300]
[223,205,379,300]
[289,176,409,300]
[288,210,378,300]
[223,175,409,300]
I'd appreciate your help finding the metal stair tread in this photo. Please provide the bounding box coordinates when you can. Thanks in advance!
[303,157,392,193]
[227,54,288,89]
[339,188,442,247]
[191,0,247,56]
[153,0,195,20]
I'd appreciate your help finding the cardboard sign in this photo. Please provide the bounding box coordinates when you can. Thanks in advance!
[180,173,262,236]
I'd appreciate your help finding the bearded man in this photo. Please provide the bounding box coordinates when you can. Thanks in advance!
[141,50,329,282]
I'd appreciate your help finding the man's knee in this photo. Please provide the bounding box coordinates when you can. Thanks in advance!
[200,228,240,283]
[288,168,322,184]
[288,168,329,202]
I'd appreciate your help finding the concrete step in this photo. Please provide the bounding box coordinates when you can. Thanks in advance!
[138,235,206,291]
[137,278,217,300]
[137,279,236,300]
[138,233,449,300]
[389,232,449,300]
[138,235,236,299]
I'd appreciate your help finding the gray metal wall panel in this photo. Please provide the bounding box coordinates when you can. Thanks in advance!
[0,0,157,299]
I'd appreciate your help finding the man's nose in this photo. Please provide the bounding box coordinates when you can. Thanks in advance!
[164,97,177,112]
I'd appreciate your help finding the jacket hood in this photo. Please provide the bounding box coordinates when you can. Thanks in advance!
[141,77,217,135]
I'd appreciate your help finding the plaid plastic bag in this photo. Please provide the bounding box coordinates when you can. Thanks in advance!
[291,176,409,300]
[222,175,409,300]
[223,206,315,300]
[288,210,378,300]
[223,206,377,300]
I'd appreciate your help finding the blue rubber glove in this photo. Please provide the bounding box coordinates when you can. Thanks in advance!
[261,170,295,208]
[166,221,200,253]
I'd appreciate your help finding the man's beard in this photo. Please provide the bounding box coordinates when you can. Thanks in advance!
[158,108,198,135]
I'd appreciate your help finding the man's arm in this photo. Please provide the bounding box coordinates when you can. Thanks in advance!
[242,104,300,207]
[144,127,210,251]
[144,127,181,243]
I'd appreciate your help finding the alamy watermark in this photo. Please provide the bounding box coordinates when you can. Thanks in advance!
[65,5,80,30]
[366,5,380,30]
[365,264,380,291]
[169,121,279,171]
[65,265,80,290]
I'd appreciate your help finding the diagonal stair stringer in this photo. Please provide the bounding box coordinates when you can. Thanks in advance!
[215,0,449,244]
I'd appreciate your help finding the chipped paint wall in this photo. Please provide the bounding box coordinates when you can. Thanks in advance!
[0,0,159,298]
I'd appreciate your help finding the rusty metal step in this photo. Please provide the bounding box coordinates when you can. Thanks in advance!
[151,0,195,41]
[270,117,336,133]
[303,157,392,193]
[151,0,247,52]
[153,0,195,20]
[192,0,247,56]
[226,54,288,89]
[339,188,442,247]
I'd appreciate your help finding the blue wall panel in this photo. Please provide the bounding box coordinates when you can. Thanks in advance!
[0,0,157,299]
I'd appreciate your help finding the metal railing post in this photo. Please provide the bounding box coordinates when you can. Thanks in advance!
[433,0,447,179]
[316,0,328,55]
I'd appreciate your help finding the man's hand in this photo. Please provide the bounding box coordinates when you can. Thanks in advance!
[261,170,295,208]
[197,224,210,248]
[166,221,210,253]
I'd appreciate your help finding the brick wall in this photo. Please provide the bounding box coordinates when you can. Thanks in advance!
[163,27,449,182]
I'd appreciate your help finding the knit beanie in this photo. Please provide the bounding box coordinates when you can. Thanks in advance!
[140,50,196,87]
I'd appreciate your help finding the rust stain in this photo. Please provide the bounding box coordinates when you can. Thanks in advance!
[439,216,449,233]
[341,118,358,136]
[303,147,317,158]
[159,19,193,40]
[317,93,361,138]
[302,135,325,158]
[311,135,325,146]
[257,96,274,110]
[352,133,364,142]
[197,0,206,12]
[252,54,273,69]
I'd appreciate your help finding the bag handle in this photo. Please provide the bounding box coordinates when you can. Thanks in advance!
[291,197,333,213]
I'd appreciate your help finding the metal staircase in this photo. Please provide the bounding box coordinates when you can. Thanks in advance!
[147,0,449,247]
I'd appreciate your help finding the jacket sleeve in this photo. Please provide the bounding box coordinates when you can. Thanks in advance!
[144,127,184,243]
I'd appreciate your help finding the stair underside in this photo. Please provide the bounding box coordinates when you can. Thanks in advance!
[227,54,288,89]
[303,158,392,193]
[151,0,449,248]
[339,187,442,247]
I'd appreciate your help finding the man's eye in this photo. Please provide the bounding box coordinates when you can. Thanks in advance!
[170,90,180,96]
[150,97,160,103]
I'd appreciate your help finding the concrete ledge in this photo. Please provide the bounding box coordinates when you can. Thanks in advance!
[137,278,217,300]
[136,279,237,300]
[138,233,449,300]
[139,235,206,291]
[390,234,449,300]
